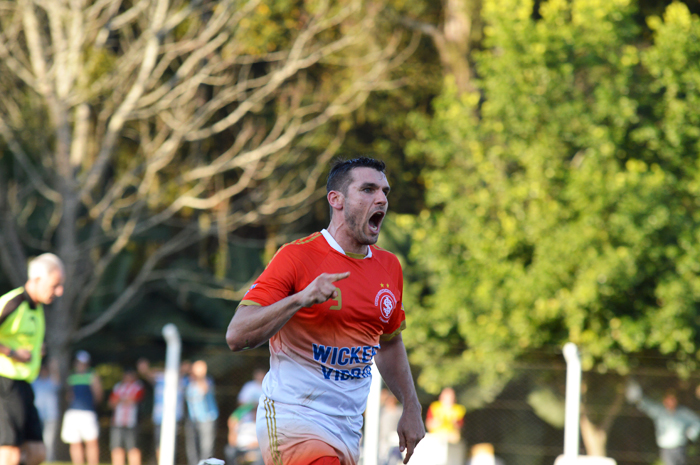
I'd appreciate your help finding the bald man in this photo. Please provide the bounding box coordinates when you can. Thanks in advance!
[0,253,65,465]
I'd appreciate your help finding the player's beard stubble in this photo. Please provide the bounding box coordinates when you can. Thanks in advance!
[344,206,379,246]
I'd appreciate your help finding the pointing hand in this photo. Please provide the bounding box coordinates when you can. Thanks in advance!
[298,272,350,308]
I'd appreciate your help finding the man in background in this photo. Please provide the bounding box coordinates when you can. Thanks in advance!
[465,443,505,465]
[225,401,263,465]
[237,368,265,407]
[0,253,65,465]
[379,389,403,465]
[627,381,700,465]
[61,350,103,465]
[109,368,146,465]
[225,368,266,464]
[185,360,219,465]
[32,358,61,462]
[425,387,466,444]
[137,358,188,462]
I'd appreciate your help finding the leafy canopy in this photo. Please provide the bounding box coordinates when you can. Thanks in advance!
[404,0,700,394]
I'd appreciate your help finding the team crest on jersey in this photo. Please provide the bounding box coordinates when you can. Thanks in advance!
[375,288,397,323]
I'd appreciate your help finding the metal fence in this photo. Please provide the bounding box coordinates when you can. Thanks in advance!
[460,364,700,465]
[45,345,700,465]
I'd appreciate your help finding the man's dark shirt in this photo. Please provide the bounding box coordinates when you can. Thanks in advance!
[0,290,37,326]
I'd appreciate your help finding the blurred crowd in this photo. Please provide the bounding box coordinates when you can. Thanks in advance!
[32,352,267,465]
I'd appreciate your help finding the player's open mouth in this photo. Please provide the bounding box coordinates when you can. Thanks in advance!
[368,211,385,233]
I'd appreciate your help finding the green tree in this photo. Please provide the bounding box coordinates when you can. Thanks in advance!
[404,0,700,455]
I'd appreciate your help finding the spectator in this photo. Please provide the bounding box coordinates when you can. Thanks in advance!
[32,358,60,462]
[185,360,219,465]
[138,358,187,462]
[379,389,403,465]
[465,443,505,465]
[425,387,466,444]
[224,403,262,465]
[109,368,146,465]
[61,350,103,465]
[236,369,265,406]
[135,359,154,434]
[627,381,700,465]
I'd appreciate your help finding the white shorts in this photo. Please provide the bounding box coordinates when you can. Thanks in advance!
[61,409,100,443]
[256,396,362,465]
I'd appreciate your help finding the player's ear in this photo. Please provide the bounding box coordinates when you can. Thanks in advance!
[328,190,344,211]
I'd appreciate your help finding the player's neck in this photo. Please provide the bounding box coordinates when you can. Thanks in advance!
[326,224,368,256]
[23,281,39,306]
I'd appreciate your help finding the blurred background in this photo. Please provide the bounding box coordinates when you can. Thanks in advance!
[3,0,700,463]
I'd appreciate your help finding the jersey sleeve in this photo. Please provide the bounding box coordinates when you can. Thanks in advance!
[240,244,299,307]
[381,258,406,341]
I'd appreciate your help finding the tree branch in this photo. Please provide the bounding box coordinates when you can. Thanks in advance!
[0,116,61,202]
[71,226,200,341]
[0,167,28,287]
[80,0,170,197]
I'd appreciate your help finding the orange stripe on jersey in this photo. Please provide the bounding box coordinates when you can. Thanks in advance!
[380,320,406,341]
[291,232,323,246]
[267,232,323,268]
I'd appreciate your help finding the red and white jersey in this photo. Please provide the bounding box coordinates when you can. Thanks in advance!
[241,230,406,417]
[110,380,145,428]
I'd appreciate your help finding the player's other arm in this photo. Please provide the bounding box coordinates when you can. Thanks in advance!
[226,271,350,351]
[375,334,425,464]
[0,343,31,362]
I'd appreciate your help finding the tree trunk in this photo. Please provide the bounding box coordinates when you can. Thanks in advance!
[399,0,480,94]
[579,381,626,457]
[438,0,477,94]
[580,411,608,456]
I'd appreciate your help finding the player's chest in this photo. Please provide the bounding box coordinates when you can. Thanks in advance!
[295,261,401,327]
[9,307,42,337]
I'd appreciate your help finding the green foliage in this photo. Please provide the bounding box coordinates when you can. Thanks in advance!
[405,0,700,394]
[232,1,303,55]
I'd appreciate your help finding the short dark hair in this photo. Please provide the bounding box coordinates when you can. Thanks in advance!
[326,157,386,195]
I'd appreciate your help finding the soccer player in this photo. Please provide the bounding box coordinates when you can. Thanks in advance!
[226,157,425,465]
[0,253,65,465]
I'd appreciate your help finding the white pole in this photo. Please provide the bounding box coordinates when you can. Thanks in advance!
[159,324,182,465]
[363,363,382,465]
[562,343,581,459]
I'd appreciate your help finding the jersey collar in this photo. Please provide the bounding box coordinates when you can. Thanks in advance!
[321,229,372,259]
[21,288,37,309]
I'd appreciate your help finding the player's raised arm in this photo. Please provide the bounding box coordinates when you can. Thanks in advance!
[226,271,350,351]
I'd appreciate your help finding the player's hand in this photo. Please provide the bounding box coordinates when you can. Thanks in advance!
[297,272,350,308]
[11,348,32,363]
[398,406,425,464]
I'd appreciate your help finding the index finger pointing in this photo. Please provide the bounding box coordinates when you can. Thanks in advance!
[329,272,350,282]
